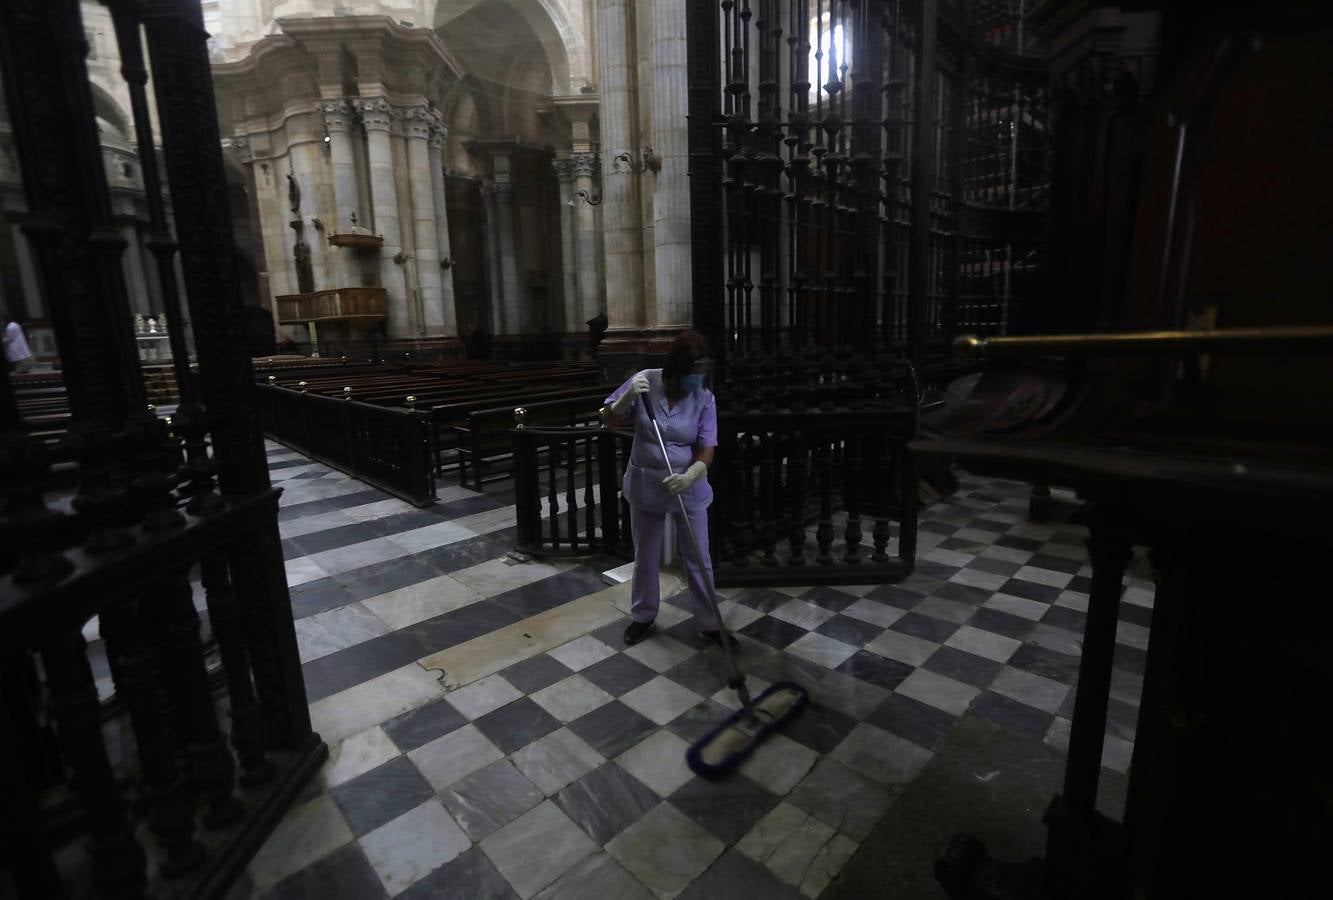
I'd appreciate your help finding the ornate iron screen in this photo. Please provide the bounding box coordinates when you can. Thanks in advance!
[684,0,1051,585]
[687,0,1050,366]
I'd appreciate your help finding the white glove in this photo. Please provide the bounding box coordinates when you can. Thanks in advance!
[663,461,707,496]
[610,372,651,416]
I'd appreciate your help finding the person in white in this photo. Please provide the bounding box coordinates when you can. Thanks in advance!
[2,316,34,374]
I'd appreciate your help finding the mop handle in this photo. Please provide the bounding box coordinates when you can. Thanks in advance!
[641,392,746,685]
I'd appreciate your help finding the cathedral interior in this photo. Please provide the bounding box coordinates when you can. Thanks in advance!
[1,1,1330,899]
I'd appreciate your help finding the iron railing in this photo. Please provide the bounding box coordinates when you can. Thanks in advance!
[255,384,437,506]
[512,407,919,587]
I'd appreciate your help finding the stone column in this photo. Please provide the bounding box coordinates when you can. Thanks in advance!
[597,0,645,329]
[115,213,153,316]
[493,180,522,335]
[650,0,692,327]
[572,151,602,325]
[321,100,358,234]
[553,157,579,333]
[356,97,410,338]
[404,105,442,336]
[428,119,458,336]
[482,183,503,334]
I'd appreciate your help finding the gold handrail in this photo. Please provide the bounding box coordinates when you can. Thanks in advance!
[954,325,1333,359]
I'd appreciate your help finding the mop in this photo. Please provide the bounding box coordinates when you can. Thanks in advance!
[642,398,808,778]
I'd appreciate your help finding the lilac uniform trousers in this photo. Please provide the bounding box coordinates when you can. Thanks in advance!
[605,370,720,630]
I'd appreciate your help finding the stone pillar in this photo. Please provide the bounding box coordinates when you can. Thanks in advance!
[493,181,521,335]
[572,152,602,325]
[597,0,645,330]
[321,100,358,235]
[650,0,691,327]
[482,183,503,334]
[116,215,153,316]
[404,106,442,336]
[287,132,331,291]
[553,157,579,333]
[428,119,458,336]
[356,97,410,338]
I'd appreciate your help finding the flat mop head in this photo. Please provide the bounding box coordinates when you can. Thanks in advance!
[686,681,810,778]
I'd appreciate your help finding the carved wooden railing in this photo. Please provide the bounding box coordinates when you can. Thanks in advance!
[274,287,388,324]
[255,383,437,507]
[0,1,327,896]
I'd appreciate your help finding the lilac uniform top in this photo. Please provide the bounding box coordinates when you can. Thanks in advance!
[605,369,718,514]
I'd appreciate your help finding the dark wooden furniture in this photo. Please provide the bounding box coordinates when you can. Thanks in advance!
[0,2,325,897]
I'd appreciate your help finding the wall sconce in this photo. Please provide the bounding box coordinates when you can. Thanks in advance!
[393,251,409,265]
[568,189,601,207]
[310,217,324,231]
[614,147,660,175]
[440,257,455,270]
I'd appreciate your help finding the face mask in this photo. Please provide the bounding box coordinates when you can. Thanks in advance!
[680,373,705,394]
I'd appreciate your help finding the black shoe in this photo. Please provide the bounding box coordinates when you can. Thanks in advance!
[699,630,740,652]
[623,619,655,646]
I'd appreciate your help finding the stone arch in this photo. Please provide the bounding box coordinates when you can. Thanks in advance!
[88,82,132,145]
[432,0,584,95]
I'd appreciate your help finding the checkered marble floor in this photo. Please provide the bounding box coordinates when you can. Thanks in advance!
[231,441,1155,900]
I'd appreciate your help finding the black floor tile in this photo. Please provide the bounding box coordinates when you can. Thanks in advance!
[556,762,660,845]
[259,843,387,900]
[836,650,914,691]
[733,588,791,614]
[665,653,733,698]
[1104,696,1141,742]
[291,521,389,556]
[677,850,807,900]
[666,700,737,744]
[994,535,1044,552]
[802,587,858,612]
[932,582,993,606]
[1008,643,1081,684]
[999,578,1063,604]
[289,578,357,620]
[580,653,658,696]
[737,615,808,650]
[1027,553,1083,575]
[968,607,1036,641]
[417,534,511,573]
[398,602,524,658]
[923,646,1003,689]
[500,654,573,694]
[382,698,468,752]
[966,556,1023,577]
[780,701,859,755]
[914,560,966,581]
[670,774,780,844]
[1113,642,1148,675]
[867,692,958,751]
[398,846,518,900]
[491,567,608,619]
[568,701,657,758]
[971,691,1054,740]
[1118,602,1154,628]
[338,560,441,602]
[890,611,961,643]
[816,614,882,647]
[473,697,561,754]
[1042,604,1087,633]
[434,493,504,519]
[1067,574,1096,594]
[301,631,425,703]
[865,585,925,610]
[968,518,1012,534]
[331,756,435,836]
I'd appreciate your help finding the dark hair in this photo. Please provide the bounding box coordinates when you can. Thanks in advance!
[662,329,713,382]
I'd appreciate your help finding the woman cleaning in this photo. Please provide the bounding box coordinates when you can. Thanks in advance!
[601,330,736,650]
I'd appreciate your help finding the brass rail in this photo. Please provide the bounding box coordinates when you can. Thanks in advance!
[954,325,1333,359]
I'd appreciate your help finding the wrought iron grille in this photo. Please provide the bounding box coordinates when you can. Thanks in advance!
[688,0,1051,368]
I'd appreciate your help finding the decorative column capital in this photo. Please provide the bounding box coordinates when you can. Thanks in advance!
[353,97,393,132]
[571,152,598,178]
[319,99,355,133]
[552,157,576,181]
[429,117,449,150]
[403,105,436,141]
